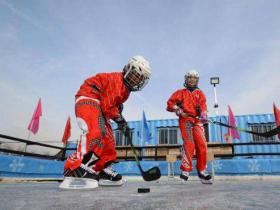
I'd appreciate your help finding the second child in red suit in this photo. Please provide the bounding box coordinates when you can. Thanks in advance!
[60,56,151,189]
[166,70,212,184]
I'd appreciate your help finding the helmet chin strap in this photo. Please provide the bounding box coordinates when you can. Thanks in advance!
[186,86,198,92]
[184,80,198,90]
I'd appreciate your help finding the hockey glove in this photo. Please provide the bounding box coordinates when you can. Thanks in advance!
[114,115,130,134]
[118,104,124,114]
[173,105,183,116]
[175,108,184,116]
[200,112,208,124]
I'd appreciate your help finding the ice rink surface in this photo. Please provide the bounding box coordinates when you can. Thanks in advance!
[1,177,280,210]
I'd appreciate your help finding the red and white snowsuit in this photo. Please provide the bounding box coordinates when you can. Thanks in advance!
[166,88,208,172]
[65,72,130,172]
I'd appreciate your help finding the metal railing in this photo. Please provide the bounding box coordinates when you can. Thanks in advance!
[1,133,280,161]
[0,134,66,160]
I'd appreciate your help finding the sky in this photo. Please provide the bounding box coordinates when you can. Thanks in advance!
[0,0,280,144]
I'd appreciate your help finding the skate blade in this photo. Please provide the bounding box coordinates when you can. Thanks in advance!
[200,178,213,184]
[180,175,189,183]
[98,179,126,186]
[59,177,99,189]
[180,178,189,183]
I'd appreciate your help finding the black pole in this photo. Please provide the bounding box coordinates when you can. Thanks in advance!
[219,116,223,142]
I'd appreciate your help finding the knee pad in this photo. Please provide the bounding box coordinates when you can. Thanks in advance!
[76,117,88,134]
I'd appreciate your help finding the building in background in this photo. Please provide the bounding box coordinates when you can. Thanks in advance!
[112,113,280,157]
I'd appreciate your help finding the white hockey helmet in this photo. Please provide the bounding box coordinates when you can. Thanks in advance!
[123,55,151,91]
[184,69,199,88]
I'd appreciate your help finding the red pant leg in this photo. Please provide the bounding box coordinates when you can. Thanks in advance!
[179,121,195,172]
[93,122,117,171]
[193,124,207,171]
[65,99,111,172]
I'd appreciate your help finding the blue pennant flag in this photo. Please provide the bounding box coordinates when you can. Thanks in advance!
[142,110,152,146]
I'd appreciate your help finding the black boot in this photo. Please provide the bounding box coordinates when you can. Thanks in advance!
[180,171,189,181]
[98,165,124,186]
[60,164,99,189]
[64,164,99,180]
[198,170,212,184]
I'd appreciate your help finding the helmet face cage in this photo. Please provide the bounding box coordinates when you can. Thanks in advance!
[184,70,199,88]
[124,64,150,91]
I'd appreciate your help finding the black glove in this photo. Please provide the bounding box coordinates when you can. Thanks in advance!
[176,101,183,108]
[114,115,130,134]
[118,104,124,114]
[195,105,201,116]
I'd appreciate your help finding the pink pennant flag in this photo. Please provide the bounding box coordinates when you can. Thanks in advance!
[226,105,240,140]
[27,98,42,135]
[62,116,71,145]
[273,102,280,139]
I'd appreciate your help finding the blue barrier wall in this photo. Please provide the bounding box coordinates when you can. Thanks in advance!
[115,158,280,176]
[1,154,280,179]
[0,154,64,178]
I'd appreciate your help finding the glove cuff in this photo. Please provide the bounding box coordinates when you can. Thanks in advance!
[113,115,126,124]
[200,112,207,118]
[173,105,180,111]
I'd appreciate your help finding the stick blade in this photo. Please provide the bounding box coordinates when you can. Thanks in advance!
[142,166,161,181]
[262,125,280,137]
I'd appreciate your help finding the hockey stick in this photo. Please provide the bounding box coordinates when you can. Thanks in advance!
[208,119,280,138]
[123,129,161,181]
[181,113,280,138]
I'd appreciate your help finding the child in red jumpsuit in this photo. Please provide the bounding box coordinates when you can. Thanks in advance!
[166,70,212,184]
[63,56,151,188]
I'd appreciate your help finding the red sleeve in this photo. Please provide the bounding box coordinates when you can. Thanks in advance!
[85,73,104,92]
[105,107,120,120]
[198,90,207,113]
[76,74,104,99]
[166,90,183,112]
[99,73,129,120]
[99,73,119,120]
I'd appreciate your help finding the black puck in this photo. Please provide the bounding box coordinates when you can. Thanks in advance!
[137,188,150,193]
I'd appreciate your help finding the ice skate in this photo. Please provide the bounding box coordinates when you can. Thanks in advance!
[59,164,99,189]
[180,171,189,182]
[98,165,125,186]
[198,170,212,184]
